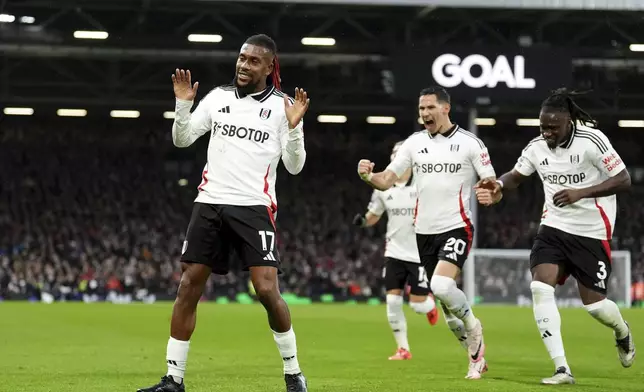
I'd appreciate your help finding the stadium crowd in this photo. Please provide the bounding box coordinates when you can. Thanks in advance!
[1,117,643,305]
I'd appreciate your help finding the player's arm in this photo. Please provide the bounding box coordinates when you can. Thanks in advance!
[496,169,531,190]
[353,211,383,227]
[470,140,497,183]
[171,69,212,148]
[564,135,630,202]
[577,168,631,199]
[353,190,385,227]
[585,132,631,197]
[279,114,306,175]
[358,140,411,191]
[475,144,534,205]
[281,88,309,175]
[359,168,399,191]
[553,133,631,207]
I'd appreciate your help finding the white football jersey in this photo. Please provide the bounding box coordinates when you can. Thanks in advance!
[513,125,626,240]
[386,125,496,235]
[368,179,420,263]
[172,85,305,213]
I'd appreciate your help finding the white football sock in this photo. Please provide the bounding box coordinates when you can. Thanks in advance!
[386,294,409,351]
[273,327,301,375]
[531,281,569,371]
[409,296,436,314]
[585,299,629,339]
[166,337,190,384]
[430,275,477,330]
[443,306,469,351]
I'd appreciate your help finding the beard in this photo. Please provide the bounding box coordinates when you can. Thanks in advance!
[234,73,259,96]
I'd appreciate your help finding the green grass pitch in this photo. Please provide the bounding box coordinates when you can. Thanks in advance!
[1,302,643,391]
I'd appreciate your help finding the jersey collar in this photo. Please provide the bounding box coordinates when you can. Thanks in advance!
[234,85,275,102]
[559,127,576,149]
[427,123,458,139]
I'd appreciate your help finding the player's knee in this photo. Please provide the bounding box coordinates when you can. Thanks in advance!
[531,264,560,287]
[252,279,278,301]
[177,275,200,301]
[387,294,404,316]
[584,298,607,315]
[530,281,555,303]
[177,264,208,300]
[430,275,456,299]
[410,297,435,314]
[386,293,403,305]
[386,294,404,320]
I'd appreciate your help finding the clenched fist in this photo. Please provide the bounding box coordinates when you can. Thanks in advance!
[475,188,503,206]
[357,159,375,181]
[474,178,503,206]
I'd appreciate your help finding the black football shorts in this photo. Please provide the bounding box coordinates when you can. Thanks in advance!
[530,225,612,295]
[416,227,474,275]
[180,203,281,275]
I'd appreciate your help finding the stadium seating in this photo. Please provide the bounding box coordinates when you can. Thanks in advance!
[1,118,643,305]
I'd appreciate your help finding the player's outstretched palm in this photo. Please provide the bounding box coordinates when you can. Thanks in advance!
[172,68,199,101]
[284,88,310,129]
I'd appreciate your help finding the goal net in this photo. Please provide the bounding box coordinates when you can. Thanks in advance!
[463,249,632,308]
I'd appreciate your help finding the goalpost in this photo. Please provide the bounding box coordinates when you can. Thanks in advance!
[464,249,632,308]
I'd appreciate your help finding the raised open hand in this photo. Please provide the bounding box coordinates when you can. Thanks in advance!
[172,69,199,101]
[284,87,310,129]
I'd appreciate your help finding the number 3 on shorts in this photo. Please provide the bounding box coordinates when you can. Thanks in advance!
[597,260,607,280]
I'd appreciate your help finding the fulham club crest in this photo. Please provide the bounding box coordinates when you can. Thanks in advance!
[570,154,580,164]
[259,108,272,120]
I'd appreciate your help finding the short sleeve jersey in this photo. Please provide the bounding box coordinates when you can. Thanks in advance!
[386,125,496,235]
[186,85,303,212]
[513,125,626,240]
[368,180,420,263]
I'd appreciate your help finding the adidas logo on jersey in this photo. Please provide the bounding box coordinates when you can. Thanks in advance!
[218,106,230,113]
[263,252,277,261]
[540,158,549,166]
[387,195,394,200]
[595,280,606,289]
[418,148,429,154]
[445,252,457,261]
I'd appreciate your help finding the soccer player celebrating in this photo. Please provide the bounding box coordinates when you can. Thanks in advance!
[357,86,496,379]
[353,141,439,361]
[137,34,309,392]
[475,89,636,385]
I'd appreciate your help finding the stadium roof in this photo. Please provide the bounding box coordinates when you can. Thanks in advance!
[2,0,644,115]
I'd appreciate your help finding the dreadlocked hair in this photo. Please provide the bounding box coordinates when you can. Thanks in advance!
[541,88,597,128]
[244,34,282,90]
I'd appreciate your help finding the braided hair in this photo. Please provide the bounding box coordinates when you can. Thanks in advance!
[541,88,597,128]
[244,34,282,90]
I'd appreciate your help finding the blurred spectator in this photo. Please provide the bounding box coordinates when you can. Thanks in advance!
[1,118,642,304]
